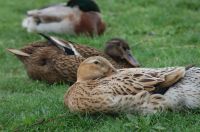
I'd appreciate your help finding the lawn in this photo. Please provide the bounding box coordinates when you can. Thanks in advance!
[0,0,200,131]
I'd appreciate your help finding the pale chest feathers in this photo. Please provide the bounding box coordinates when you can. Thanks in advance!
[74,12,105,35]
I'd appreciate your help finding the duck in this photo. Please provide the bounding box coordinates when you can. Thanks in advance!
[8,34,140,84]
[163,67,200,111]
[22,0,105,36]
[64,56,186,115]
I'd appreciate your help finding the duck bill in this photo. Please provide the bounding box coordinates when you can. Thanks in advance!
[123,50,140,67]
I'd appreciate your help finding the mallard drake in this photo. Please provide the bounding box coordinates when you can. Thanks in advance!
[22,0,105,36]
[64,56,186,114]
[163,67,200,111]
[8,34,139,83]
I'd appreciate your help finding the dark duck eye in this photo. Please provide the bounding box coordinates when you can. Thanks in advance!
[94,61,99,64]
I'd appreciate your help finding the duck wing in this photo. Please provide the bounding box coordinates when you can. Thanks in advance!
[26,5,77,23]
[39,33,81,56]
[27,5,69,17]
[109,72,165,95]
[39,34,110,59]
[118,67,186,94]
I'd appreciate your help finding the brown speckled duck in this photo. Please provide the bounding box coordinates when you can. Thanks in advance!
[8,34,140,84]
[64,56,186,115]
[22,0,106,36]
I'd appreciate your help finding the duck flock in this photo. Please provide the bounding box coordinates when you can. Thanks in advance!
[8,0,200,115]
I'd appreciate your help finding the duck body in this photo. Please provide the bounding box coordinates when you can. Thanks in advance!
[17,46,84,83]
[8,35,139,83]
[64,56,186,114]
[22,0,105,36]
[164,67,200,110]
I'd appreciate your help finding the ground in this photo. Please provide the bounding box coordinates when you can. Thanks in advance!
[0,0,200,131]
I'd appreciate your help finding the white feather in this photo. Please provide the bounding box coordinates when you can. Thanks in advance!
[68,42,81,56]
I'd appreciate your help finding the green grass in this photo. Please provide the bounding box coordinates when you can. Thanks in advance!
[0,0,200,131]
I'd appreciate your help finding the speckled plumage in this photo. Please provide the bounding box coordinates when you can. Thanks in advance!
[8,37,139,83]
[164,67,200,110]
[64,56,185,114]
[22,47,84,83]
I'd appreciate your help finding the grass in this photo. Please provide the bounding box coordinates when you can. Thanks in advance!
[0,0,200,131]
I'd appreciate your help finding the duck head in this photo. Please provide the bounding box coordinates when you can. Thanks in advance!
[67,0,100,12]
[77,56,117,82]
[104,38,140,67]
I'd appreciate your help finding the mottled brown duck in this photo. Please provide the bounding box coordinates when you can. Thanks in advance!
[64,56,186,115]
[8,34,140,84]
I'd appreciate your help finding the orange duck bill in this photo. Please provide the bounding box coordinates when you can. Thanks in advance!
[122,50,140,67]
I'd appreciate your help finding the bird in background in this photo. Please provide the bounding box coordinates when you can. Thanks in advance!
[8,34,140,83]
[22,0,106,36]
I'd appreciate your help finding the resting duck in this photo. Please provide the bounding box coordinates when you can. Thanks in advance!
[163,67,200,111]
[8,34,140,83]
[22,0,105,36]
[64,56,186,114]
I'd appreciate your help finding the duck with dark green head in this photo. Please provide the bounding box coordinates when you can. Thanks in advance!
[22,0,105,36]
[67,0,100,12]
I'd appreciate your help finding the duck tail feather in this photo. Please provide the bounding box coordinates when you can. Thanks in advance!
[185,64,196,70]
